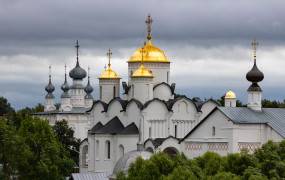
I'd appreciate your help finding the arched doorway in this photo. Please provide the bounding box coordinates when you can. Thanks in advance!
[163,147,178,156]
[146,147,154,153]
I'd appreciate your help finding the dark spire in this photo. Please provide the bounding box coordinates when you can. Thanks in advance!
[69,40,87,80]
[45,66,55,98]
[246,39,264,91]
[84,67,93,99]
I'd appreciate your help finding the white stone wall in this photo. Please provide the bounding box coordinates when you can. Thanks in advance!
[60,98,72,111]
[70,89,86,107]
[89,134,138,173]
[130,78,153,103]
[128,62,170,85]
[39,113,89,140]
[199,100,218,120]
[170,98,200,138]
[99,79,120,103]
[153,84,173,101]
[181,110,234,158]
[44,98,56,111]
[247,91,262,111]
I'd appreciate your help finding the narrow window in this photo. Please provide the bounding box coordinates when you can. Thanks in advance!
[167,71,169,83]
[212,126,216,136]
[174,125,177,138]
[96,140,99,158]
[149,127,152,138]
[105,140,111,159]
[132,85,135,97]
[113,86,116,98]
[119,145,124,157]
[100,86,102,100]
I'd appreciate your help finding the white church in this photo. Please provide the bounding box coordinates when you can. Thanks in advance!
[36,15,285,179]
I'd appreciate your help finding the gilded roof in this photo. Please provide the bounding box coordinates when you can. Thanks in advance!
[128,41,169,63]
[131,64,153,78]
[225,90,236,99]
[99,67,120,79]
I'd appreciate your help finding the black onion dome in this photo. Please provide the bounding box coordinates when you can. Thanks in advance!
[61,79,70,92]
[246,62,264,83]
[69,61,87,80]
[45,79,55,93]
[84,81,93,94]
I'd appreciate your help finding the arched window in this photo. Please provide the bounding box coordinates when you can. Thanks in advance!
[113,86,116,98]
[96,140,100,159]
[105,140,111,159]
[212,126,216,136]
[119,145,124,157]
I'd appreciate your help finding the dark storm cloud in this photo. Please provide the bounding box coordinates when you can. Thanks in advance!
[1,0,285,48]
[1,0,285,109]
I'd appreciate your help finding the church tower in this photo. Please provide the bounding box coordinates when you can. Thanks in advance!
[84,67,94,108]
[224,90,236,107]
[69,40,87,107]
[127,15,170,85]
[98,49,121,103]
[44,66,56,112]
[130,47,154,103]
[60,65,72,111]
[246,39,264,111]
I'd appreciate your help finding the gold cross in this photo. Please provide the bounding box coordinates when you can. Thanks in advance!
[145,14,153,40]
[107,48,112,68]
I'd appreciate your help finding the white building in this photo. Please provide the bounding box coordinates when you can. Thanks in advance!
[36,16,285,179]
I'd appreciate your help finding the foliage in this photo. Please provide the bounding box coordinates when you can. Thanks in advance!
[0,98,74,179]
[0,97,15,117]
[118,140,285,180]
[53,120,80,165]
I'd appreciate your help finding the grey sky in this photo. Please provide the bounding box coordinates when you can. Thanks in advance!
[0,0,285,109]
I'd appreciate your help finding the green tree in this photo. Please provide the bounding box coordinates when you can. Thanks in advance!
[0,97,14,117]
[53,120,80,165]
[224,151,258,175]
[17,116,74,179]
[212,172,241,180]
[194,152,224,176]
[165,166,198,180]
[0,118,30,179]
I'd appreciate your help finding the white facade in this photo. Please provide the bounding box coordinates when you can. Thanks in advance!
[128,62,170,85]
[99,79,120,103]
[36,34,284,178]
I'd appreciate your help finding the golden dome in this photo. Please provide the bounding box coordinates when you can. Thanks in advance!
[99,67,120,79]
[128,41,170,63]
[132,64,153,78]
[225,90,236,99]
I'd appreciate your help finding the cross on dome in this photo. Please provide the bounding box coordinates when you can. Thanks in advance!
[145,14,153,41]
[107,48,112,68]
[251,39,258,63]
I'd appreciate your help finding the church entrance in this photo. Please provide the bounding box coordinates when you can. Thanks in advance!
[163,147,178,156]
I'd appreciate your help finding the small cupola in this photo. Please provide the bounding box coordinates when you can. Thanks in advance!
[224,90,236,107]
